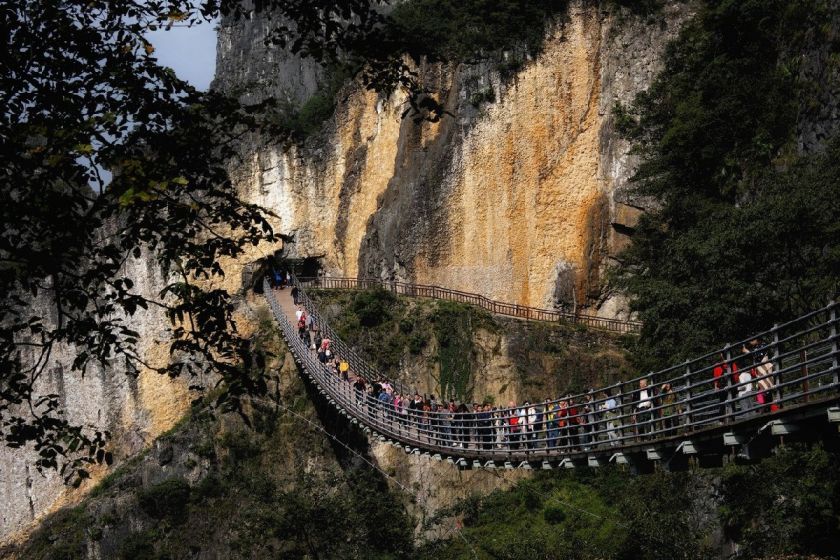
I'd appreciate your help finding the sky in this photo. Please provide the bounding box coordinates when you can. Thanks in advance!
[92,22,218,188]
[146,21,218,90]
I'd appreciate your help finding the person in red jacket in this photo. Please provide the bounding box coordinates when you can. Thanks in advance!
[507,401,521,450]
[712,352,738,419]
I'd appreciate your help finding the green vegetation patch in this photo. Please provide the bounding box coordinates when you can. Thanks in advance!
[310,288,499,400]
[23,506,91,560]
[117,530,161,560]
[719,444,840,557]
[389,0,568,62]
[137,478,192,524]
[266,64,354,139]
[614,0,840,369]
[310,288,436,374]
[424,444,840,560]
[433,301,480,401]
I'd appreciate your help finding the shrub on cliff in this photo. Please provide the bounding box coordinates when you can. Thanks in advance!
[353,288,397,327]
[137,478,192,524]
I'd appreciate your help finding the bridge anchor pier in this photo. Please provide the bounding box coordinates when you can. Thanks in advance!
[609,452,641,474]
[559,458,579,469]
[829,407,840,432]
[587,455,607,468]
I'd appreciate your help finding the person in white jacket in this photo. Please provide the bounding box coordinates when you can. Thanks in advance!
[526,403,538,448]
[737,369,754,415]
[517,404,529,448]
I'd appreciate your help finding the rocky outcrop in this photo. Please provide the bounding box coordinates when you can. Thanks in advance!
[219,1,691,318]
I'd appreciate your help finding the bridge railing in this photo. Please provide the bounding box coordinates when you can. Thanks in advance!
[268,278,839,459]
[286,277,415,397]
[295,276,642,334]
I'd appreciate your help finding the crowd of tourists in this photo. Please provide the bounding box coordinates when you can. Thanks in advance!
[285,283,781,452]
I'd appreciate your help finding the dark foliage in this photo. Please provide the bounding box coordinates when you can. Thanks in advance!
[353,288,396,327]
[137,478,192,523]
[420,445,840,560]
[614,0,840,367]
[389,0,569,62]
[719,444,840,558]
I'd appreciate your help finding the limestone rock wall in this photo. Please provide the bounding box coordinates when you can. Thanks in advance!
[221,1,691,317]
[0,254,193,541]
[212,1,323,106]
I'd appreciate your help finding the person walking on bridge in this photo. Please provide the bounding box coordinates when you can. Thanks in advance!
[659,383,678,436]
[736,367,754,416]
[454,403,469,448]
[478,404,493,450]
[546,400,560,449]
[600,391,620,445]
[633,379,655,440]
[526,402,538,449]
[713,353,738,418]
[508,401,521,449]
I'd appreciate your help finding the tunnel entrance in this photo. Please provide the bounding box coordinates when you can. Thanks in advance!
[276,256,322,279]
[298,257,321,278]
[250,252,324,294]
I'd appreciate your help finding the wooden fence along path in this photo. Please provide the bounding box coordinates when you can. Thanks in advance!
[295,276,642,335]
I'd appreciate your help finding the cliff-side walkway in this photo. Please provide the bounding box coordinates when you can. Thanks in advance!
[294,276,641,334]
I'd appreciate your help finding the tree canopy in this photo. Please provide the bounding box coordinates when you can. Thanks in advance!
[614,0,840,368]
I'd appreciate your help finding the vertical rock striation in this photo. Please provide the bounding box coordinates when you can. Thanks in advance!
[0,253,194,541]
[219,1,691,317]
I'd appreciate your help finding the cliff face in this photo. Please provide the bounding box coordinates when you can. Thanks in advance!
[219,1,690,316]
[0,253,196,542]
[0,234,290,543]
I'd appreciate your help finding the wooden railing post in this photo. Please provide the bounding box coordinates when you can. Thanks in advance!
[771,324,782,406]
[724,344,734,423]
[831,301,838,386]
[682,360,693,429]
[801,348,809,403]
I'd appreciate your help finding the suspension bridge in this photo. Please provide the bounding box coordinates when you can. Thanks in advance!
[265,276,840,471]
